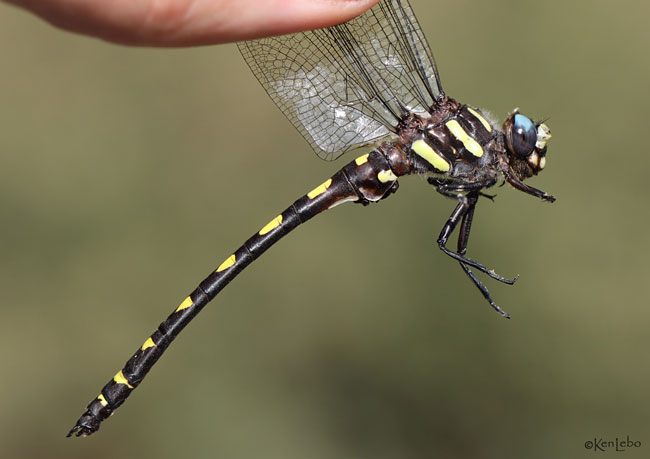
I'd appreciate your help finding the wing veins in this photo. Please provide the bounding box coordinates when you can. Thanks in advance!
[237,0,443,160]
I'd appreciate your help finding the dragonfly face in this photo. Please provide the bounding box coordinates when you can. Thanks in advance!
[501,111,552,181]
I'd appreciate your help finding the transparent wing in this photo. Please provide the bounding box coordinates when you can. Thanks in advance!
[238,0,443,160]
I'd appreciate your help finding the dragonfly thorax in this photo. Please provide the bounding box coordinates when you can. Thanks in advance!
[396,97,500,181]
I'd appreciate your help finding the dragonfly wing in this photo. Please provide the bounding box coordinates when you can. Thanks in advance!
[238,0,443,160]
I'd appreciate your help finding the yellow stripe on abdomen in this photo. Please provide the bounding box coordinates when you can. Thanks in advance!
[259,215,283,235]
[141,337,156,350]
[175,296,193,312]
[216,254,236,272]
[307,178,332,199]
[377,169,397,183]
[354,154,369,166]
[113,371,134,389]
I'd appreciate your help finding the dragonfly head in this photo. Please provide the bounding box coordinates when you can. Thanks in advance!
[501,109,551,180]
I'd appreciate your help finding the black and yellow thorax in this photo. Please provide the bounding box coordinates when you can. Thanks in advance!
[398,98,499,180]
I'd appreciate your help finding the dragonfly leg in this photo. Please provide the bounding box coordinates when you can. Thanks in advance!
[478,191,496,201]
[436,191,517,285]
[504,172,556,202]
[456,193,511,317]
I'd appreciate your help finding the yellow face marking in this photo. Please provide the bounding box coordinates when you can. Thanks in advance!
[307,178,332,199]
[97,393,108,407]
[445,120,484,157]
[412,139,450,172]
[377,169,397,183]
[216,254,236,272]
[141,337,156,350]
[259,215,283,235]
[539,156,546,170]
[113,371,134,389]
[175,296,193,312]
[467,107,492,132]
[355,154,369,166]
[536,123,552,150]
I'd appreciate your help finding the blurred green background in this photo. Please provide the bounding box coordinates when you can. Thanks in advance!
[1,1,649,458]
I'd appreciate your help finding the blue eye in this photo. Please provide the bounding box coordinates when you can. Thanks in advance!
[511,114,537,156]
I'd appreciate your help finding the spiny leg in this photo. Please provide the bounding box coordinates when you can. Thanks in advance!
[435,188,517,285]
[456,192,511,318]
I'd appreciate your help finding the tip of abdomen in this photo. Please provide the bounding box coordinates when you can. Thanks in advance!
[66,411,101,437]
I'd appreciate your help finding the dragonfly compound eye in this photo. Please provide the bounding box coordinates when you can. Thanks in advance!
[510,114,537,157]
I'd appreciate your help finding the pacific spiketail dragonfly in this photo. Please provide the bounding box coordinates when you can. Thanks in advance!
[68,0,554,437]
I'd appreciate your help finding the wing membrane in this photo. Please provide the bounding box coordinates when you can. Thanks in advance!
[238,0,443,160]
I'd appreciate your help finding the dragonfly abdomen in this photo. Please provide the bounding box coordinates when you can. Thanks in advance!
[67,147,406,437]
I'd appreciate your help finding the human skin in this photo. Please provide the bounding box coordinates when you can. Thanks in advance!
[4,0,379,46]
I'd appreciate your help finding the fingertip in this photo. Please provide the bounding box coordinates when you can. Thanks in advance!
[180,0,381,46]
[277,0,381,34]
[8,0,381,47]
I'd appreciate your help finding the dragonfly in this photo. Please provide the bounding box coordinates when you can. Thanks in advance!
[68,0,554,437]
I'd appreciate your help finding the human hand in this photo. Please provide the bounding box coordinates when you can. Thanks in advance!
[5,0,378,46]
